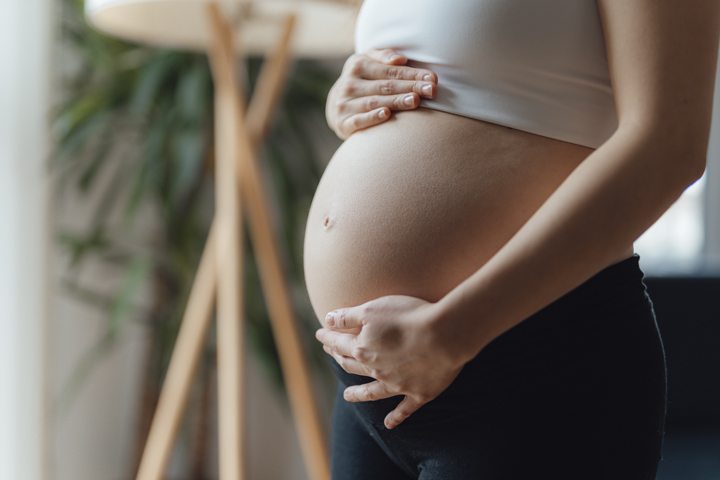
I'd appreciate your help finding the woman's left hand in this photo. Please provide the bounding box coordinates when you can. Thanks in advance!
[315,295,467,429]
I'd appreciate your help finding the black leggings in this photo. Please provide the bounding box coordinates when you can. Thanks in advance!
[328,254,667,479]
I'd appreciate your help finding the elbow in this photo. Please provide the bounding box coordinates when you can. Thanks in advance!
[624,116,709,188]
[675,148,707,188]
[656,130,708,188]
[643,127,708,189]
[662,126,709,187]
[687,162,707,187]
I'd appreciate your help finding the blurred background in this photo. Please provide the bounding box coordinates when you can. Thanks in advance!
[0,0,718,479]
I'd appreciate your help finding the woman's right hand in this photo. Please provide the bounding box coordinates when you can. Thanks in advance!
[326,48,438,139]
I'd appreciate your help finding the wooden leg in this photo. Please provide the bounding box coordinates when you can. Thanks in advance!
[210,8,330,480]
[246,14,297,146]
[231,15,331,480]
[135,222,217,480]
[207,4,245,480]
[237,152,331,480]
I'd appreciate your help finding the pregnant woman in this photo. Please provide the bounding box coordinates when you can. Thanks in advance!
[304,1,720,478]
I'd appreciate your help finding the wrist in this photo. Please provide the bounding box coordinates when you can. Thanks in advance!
[427,296,490,369]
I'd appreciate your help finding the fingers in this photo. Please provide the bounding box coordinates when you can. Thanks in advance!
[346,78,437,99]
[336,81,435,117]
[384,396,425,429]
[345,92,423,114]
[345,50,438,84]
[315,329,358,357]
[328,48,439,139]
[324,346,374,376]
[335,108,390,139]
[333,92,421,138]
[343,380,397,403]
[332,83,435,138]
[361,59,438,83]
[364,48,408,65]
[325,305,368,329]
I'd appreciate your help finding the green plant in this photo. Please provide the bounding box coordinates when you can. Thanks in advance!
[51,0,339,473]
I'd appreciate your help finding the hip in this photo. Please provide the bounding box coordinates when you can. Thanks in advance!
[328,253,667,427]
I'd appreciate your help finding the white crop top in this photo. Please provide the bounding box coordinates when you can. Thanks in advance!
[354,0,619,149]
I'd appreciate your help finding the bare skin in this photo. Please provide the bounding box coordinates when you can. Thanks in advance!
[310,0,720,429]
[305,108,628,330]
[324,48,438,140]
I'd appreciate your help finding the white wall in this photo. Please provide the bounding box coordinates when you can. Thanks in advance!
[704,45,720,259]
[0,0,54,478]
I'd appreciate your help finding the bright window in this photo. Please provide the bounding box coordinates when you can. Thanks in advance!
[634,172,707,274]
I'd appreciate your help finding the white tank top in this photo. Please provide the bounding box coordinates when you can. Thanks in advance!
[354,0,618,149]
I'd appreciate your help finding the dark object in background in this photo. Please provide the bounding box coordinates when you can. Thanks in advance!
[644,277,720,429]
[645,277,720,479]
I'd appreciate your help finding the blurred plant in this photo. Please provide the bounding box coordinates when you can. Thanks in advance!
[51,0,339,474]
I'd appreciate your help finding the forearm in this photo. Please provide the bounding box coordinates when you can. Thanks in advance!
[434,124,706,364]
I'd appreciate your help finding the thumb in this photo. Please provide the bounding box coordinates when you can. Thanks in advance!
[384,396,424,429]
[326,304,367,330]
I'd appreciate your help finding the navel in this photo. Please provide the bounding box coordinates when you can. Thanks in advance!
[322,213,335,229]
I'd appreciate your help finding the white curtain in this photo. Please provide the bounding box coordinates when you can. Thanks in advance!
[0,0,53,478]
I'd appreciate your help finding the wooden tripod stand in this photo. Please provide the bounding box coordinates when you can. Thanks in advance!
[134,4,329,480]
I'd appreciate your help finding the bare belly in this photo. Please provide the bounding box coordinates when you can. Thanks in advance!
[303,108,633,328]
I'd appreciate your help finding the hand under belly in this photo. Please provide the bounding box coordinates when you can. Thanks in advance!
[303,108,595,328]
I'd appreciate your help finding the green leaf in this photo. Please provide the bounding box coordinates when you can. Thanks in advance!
[176,60,211,120]
[109,257,152,335]
[130,52,182,117]
[169,128,206,204]
[77,124,114,192]
[53,91,109,141]
[124,110,173,220]
[52,108,112,165]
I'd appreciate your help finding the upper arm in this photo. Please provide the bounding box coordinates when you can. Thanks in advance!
[598,0,720,161]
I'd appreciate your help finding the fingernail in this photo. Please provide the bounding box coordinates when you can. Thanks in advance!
[378,109,387,120]
[389,54,402,62]
[421,84,432,96]
[403,94,415,106]
[325,312,335,326]
[423,74,434,82]
[344,388,353,400]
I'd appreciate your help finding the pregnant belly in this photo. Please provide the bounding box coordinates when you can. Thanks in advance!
[303,108,594,328]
